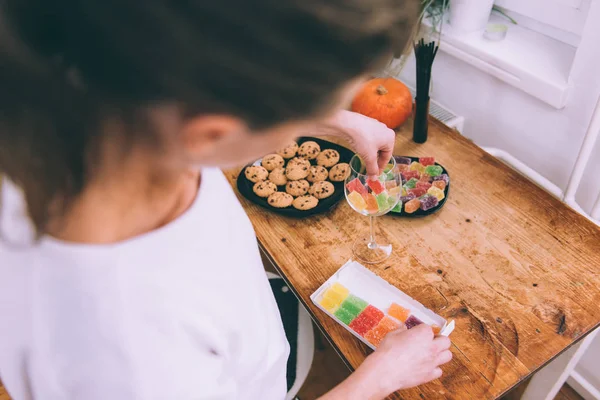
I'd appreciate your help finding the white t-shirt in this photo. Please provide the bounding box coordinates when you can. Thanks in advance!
[0,169,290,400]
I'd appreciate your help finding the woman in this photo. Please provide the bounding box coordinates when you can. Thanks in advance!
[0,1,452,399]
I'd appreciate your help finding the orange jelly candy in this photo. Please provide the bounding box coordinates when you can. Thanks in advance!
[388,303,411,322]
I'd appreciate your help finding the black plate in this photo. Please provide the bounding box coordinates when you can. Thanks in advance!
[237,137,355,217]
[388,156,450,218]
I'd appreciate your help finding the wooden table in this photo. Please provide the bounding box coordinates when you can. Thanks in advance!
[224,118,600,400]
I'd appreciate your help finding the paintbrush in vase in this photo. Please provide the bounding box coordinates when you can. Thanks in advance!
[413,39,439,143]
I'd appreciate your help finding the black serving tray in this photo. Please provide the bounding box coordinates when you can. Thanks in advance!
[237,137,355,217]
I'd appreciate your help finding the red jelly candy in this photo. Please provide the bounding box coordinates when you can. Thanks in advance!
[415,181,432,191]
[408,187,427,197]
[419,157,435,166]
[346,178,367,195]
[420,173,432,183]
[349,308,383,336]
[367,178,386,194]
[361,305,384,323]
[402,170,420,181]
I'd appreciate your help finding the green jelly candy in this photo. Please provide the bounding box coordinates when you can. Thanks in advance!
[388,195,398,208]
[340,295,368,316]
[425,165,443,177]
[383,163,394,173]
[334,307,356,325]
[404,178,419,189]
[391,201,402,213]
[376,193,390,211]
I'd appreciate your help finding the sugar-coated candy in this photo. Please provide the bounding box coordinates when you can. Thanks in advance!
[376,193,390,211]
[404,178,419,189]
[384,164,395,173]
[364,328,385,347]
[400,194,416,204]
[424,165,443,177]
[385,181,398,190]
[396,164,410,173]
[367,178,386,194]
[388,186,401,197]
[391,201,402,213]
[349,307,383,336]
[334,307,356,325]
[378,316,402,331]
[379,171,395,182]
[427,186,445,201]
[404,198,421,214]
[402,170,420,181]
[365,318,406,346]
[432,174,450,185]
[416,181,432,191]
[405,315,424,329]
[388,303,411,322]
[347,191,367,211]
[432,180,446,191]
[364,193,379,213]
[319,296,340,312]
[408,187,427,198]
[361,305,384,322]
[340,295,369,316]
[321,282,349,309]
[409,162,426,174]
[420,195,439,211]
[346,178,368,195]
[432,325,442,335]
[419,173,432,182]
[394,156,412,165]
[419,157,435,166]
[401,186,408,196]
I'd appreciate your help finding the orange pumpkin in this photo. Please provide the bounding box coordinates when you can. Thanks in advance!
[351,78,413,129]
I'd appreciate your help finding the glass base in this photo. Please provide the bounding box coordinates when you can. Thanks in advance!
[352,234,393,264]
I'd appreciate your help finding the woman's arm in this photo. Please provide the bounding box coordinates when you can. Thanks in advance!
[314,110,396,176]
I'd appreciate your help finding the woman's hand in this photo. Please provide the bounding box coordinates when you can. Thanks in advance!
[319,325,452,400]
[329,110,396,176]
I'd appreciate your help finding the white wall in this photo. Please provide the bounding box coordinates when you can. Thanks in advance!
[396,22,600,214]
[393,8,600,395]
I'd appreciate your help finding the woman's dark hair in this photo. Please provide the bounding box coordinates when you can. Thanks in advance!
[0,0,419,234]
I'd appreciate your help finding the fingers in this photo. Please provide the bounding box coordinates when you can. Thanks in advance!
[429,367,443,381]
[377,148,393,173]
[432,336,451,352]
[363,156,381,177]
[436,350,453,366]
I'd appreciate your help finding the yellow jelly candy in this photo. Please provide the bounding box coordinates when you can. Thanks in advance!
[347,191,367,211]
[320,296,340,312]
[320,282,350,311]
[409,162,426,174]
[427,186,445,201]
[388,186,401,197]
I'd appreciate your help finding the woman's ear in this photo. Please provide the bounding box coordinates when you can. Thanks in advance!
[181,115,247,159]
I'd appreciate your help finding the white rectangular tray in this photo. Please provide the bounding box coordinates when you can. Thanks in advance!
[310,260,455,350]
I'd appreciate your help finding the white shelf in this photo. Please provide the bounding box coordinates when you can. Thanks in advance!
[426,14,576,109]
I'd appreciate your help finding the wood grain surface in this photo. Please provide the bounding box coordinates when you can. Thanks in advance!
[224,118,600,400]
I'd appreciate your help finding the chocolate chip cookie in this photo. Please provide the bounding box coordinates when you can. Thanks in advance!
[297,141,321,160]
[285,179,310,197]
[268,167,287,186]
[253,181,277,198]
[261,154,285,171]
[309,181,335,199]
[267,192,294,208]
[244,165,269,183]
[328,163,350,182]
[306,165,328,183]
[276,142,299,159]
[292,195,319,211]
[316,149,340,168]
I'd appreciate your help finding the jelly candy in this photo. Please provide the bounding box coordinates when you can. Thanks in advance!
[388,303,411,322]
[432,180,446,191]
[408,187,427,198]
[404,198,421,214]
[432,325,442,335]
[432,174,450,185]
[347,191,367,211]
[376,193,390,211]
[387,195,399,208]
[419,157,435,166]
[364,327,385,347]
[420,195,439,211]
[320,282,349,310]
[385,181,398,190]
[364,194,379,213]
[383,164,395,173]
[394,156,412,165]
[340,295,369,316]
[427,186,445,201]
[378,316,401,331]
[367,178,386,194]
[402,170,420,181]
[388,186,401,197]
[361,305,384,322]
[401,186,408,196]
[396,164,410,173]
[346,178,368,195]
[391,201,402,213]
[415,181,432,191]
[424,165,443,177]
[400,194,416,204]
[405,315,424,329]
[409,162,426,174]
[403,178,419,189]
[334,307,356,325]
[419,173,432,182]
[349,306,384,336]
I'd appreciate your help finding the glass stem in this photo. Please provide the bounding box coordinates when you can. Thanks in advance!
[368,216,377,249]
